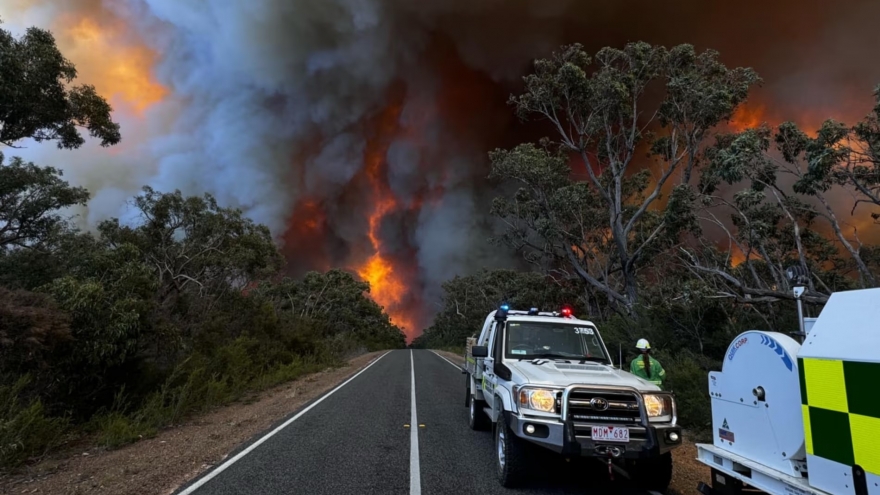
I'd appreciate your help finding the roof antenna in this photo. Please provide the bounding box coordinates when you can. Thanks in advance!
[619,343,622,370]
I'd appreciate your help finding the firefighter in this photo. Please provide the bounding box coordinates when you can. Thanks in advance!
[630,338,666,388]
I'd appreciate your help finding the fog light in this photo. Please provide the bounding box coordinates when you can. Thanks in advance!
[522,423,550,438]
[668,431,680,442]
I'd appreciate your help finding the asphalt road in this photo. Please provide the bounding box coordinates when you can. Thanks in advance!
[174,349,652,495]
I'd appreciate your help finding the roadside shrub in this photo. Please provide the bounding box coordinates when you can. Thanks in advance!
[256,355,332,391]
[93,412,156,449]
[654,349,717,437]
[0,376,68,469]
[92,337,339,449]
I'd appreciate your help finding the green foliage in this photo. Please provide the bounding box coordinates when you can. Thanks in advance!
[0,156,90,250]
[255,270,406,351]
[0,180,403,468]
[690,113,872,302]
[0,287,71,379]
[98,186,284,305]
[0,16,404,470]
[0,376,68,468]
[654,350,715,436]
[42,246,156,368]
[91,337,335,449]
[494,42,761,316]
[0,20,120,148]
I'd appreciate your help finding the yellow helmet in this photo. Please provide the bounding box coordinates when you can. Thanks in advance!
[636,338,651,350]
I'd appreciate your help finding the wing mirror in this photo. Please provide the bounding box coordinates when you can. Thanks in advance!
[471,345,489,358]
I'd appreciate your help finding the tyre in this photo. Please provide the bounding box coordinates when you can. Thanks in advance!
[468,395,489,431]
[628,452,673,493]
[495,413,529,488]
[468,391,490,430]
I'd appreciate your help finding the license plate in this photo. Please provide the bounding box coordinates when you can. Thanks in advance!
[591,426,630,443]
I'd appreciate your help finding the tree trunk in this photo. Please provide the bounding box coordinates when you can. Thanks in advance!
[623,266,639,318]
[816,192,876,288]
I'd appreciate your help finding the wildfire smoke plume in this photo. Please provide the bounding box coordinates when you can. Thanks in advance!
[3,0,880,340]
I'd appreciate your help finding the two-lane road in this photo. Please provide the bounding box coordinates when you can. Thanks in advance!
[174,350,648,494]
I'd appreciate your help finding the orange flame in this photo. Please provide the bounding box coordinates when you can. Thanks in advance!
[730,248,747,267]
[355,100,418,337]
[729,103,768,131]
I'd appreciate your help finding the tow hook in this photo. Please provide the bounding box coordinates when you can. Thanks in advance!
[594,445,624,458]
[594,445,623,481]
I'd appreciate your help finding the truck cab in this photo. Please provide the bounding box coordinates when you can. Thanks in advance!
[464,305,682,490]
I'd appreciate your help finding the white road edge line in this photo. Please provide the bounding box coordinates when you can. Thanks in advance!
[410,350,422,495]
[178,351,391,495]
[430,350,464,371]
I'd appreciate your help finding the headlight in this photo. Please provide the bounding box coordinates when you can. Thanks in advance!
[518,388,557,413]
[644,394,674,423]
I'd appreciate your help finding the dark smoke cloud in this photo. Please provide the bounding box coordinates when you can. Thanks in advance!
[3,0,880,332]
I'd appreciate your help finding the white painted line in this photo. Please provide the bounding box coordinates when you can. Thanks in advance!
[410,350,421,495]
[178,351,391,495]
[430,350,464,371]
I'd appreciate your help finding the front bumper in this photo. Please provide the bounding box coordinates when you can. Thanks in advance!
[506,411,681,459]
[506,412,681,459]
[505,383,683,460]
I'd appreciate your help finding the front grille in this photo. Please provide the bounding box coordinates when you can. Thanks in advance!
[566,389,642,425]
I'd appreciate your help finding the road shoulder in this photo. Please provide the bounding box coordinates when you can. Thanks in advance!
[433,350,465,368]
[0,351,385,495]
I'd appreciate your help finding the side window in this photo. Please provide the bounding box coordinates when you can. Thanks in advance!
[486,322,497,351]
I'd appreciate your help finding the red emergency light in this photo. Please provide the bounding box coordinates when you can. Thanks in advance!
[560,306,572,317]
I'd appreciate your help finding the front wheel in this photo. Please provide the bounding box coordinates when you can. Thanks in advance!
[495,414,529,487]
[627,452,673,493]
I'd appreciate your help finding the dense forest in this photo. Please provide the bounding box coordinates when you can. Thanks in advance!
[413,43,880,431]
[0,22,405,469]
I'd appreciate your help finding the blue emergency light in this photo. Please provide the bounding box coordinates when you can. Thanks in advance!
[495,303,510,321]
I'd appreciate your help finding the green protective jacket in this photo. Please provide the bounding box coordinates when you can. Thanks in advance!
[629,355,666,388]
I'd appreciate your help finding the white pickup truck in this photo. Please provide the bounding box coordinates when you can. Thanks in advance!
[463,305,682,491]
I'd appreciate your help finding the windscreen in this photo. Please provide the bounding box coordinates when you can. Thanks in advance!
[505,321,609,362]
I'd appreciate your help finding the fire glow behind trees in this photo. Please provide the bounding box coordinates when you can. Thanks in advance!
[2,0,880,339]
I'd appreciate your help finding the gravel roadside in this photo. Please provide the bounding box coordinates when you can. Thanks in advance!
[432,349,711,495]
[0,351,385,495]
